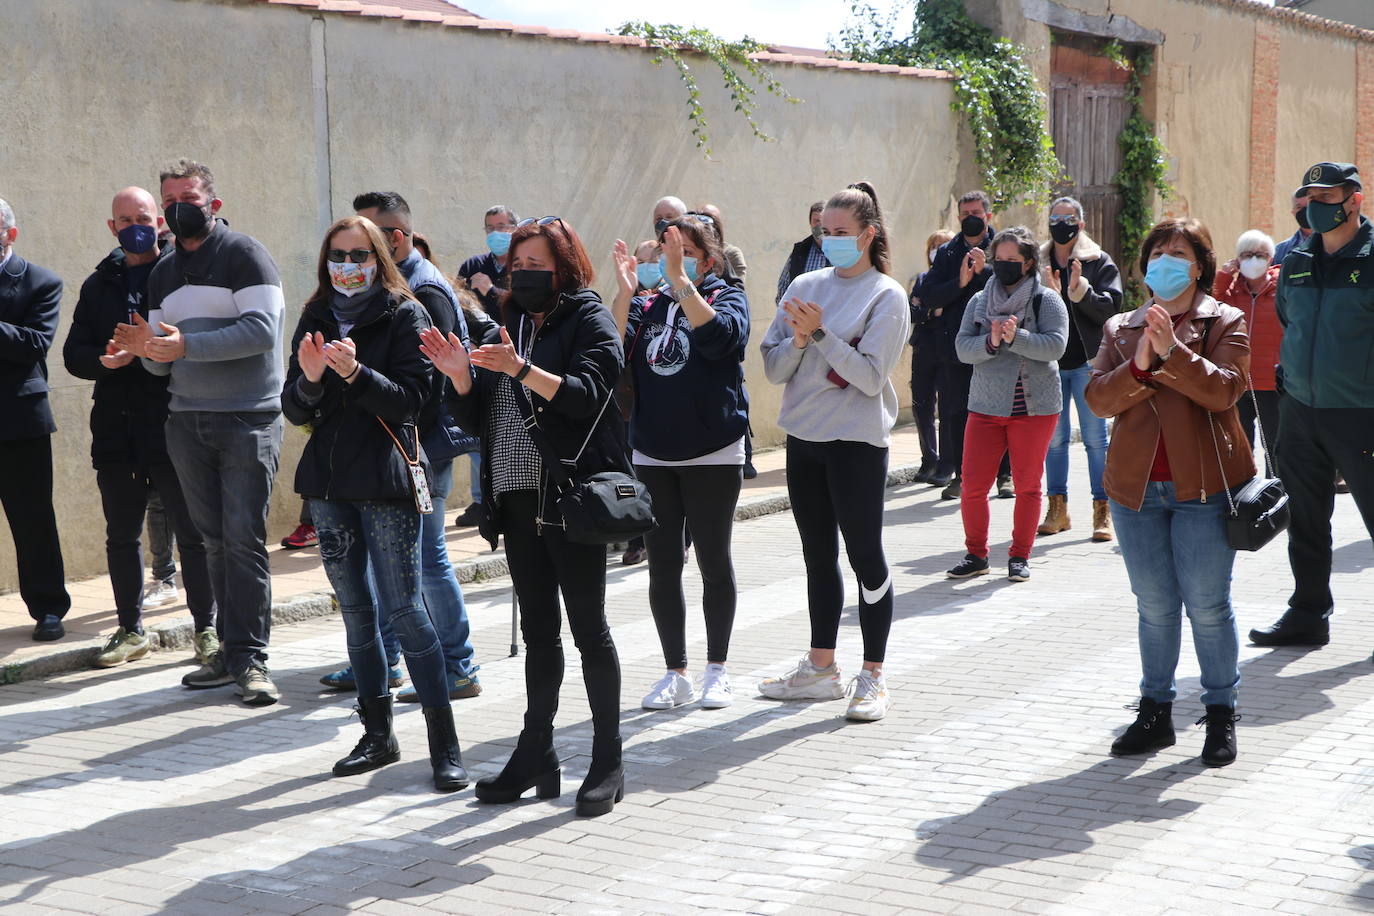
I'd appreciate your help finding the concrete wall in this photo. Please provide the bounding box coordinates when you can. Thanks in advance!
[0,0,964,590]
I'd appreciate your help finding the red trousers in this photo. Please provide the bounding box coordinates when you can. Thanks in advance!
[960,411,1059,559]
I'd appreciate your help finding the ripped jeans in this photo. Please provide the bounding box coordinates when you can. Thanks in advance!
[310,499,450,707]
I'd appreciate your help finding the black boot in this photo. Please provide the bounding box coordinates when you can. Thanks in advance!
[1198,705,1239,767]
[422,706,469,792]
[475,727,561,804]
[1110,698,1176,756]
[576,735,624,817]
[1248,608,1330,647]
[332,695,400,777]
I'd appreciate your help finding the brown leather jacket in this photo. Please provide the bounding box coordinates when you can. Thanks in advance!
[1085,295,1257,511]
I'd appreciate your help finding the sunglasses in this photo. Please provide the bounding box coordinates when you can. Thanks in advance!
[1048,214,1080,226]
[326,248,374,264]
[517,216,564,229]
[684,211,716,225]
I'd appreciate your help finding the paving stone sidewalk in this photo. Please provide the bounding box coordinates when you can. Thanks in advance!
[1,441,1372,915]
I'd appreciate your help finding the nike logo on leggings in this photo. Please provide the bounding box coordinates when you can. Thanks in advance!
[860,573,892,605]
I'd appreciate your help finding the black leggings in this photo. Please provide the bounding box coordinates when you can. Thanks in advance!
[636,464,743,669]
[785,436,893,663]
[498,489,621,740]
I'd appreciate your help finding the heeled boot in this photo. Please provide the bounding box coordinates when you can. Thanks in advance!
[422,706,469,792]
[576,735,625,817]
[475,727,561,803]
[333,694,400,777]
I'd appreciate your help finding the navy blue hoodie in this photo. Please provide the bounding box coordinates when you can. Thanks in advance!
[625,274,750,461]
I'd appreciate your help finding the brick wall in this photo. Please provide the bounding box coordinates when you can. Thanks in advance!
[1248,21,1281,235]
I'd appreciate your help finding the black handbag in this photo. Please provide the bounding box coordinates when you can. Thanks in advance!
[1207,385,1289,552]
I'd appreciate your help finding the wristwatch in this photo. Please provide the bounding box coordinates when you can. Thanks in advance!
[670,282,695,301]
[811,327,828,342]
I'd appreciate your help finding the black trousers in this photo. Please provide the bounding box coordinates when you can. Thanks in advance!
[499,489,621,739]
[910,335,940,469]
[0,435,70,621]
[786,436,894,663]
[1238,388,1281,459]
[636,464,742,669]
[97,464,216,632]
[1276,397,1374,616]
[934,358,973,479]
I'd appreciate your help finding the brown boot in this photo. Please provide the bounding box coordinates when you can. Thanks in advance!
[1037,494,1070,535]
[1092,499,1113,542]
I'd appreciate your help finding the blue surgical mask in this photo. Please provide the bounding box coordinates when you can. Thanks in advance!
[659,254,700,284]
[822,236,862,269]
[636,262,663,290]
[1144,253,1196,302]
[486,230,512,256]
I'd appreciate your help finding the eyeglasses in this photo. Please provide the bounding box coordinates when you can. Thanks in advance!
[326,248,374,264]
[1238,250,1270,260]
[517,216,564,229]
[1048,214,1080,226]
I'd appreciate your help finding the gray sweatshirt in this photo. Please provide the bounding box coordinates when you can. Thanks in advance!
[760,266,910,448]
[954,277,1067,417]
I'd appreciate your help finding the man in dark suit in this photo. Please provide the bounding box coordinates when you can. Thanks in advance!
[0,197,72,640]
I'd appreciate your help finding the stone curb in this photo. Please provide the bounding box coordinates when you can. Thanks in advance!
[1,461,921,686]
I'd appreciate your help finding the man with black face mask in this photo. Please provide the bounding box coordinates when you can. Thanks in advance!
[113,158,285,705]
[1250,162,1374,650]
[1273,189,1312,266]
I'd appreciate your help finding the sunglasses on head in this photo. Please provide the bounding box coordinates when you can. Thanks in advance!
[326,248,374,264]
[517,216,564,229]
[684,211,716,225]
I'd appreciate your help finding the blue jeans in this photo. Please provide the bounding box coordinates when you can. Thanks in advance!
[312,498,450,705]
[1111,482,1240,708]
[1046,365,1108,500]
[467,449,482,504]
[165,411,281,675]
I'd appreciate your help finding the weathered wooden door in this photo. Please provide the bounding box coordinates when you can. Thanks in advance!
[1050,41,1131,268]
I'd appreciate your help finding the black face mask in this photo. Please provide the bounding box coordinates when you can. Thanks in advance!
[993,260,1026,287]
[960,214,986,238]
[510,269,558,314]
[1049,221,1079,245]
[165,201,211,240]
[1295,207,1311,231]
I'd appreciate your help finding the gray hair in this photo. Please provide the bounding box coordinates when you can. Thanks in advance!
[1050,196,1084,219]
[0,198,13,234]
[654,196,687,217]
[1236,229,1276,257]
[484,204,517,223]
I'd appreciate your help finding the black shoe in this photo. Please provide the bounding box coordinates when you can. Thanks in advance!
[913,462,937,485]
[1007,557,1030,582]
[32,614,65,642]
[576,736,625,817]
[454,503,483,528]
[1110,698,1176,756]
[742,462,758,480]
[927,469,954,488]
[476,728,561,803]
[621,545,647,566]
[1198,705,1239,767]
[946,554,989,579]
[940,477,962,500]
[423,706,469,791]
[333,695,401,777]
[996,475,1014,499]
[1248,608,1330,647]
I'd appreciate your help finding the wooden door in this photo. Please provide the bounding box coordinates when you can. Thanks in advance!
[1050,42,1131,268]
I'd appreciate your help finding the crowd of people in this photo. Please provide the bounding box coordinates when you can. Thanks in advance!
[0,156,1370,814]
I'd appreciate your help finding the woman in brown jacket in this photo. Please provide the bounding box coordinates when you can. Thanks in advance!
[1085,218,1256,768]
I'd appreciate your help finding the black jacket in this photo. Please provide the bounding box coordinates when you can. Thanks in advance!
[449,287,628,548]
[282,289,434,502]
[63,245,175,469]
[0,252,63,441]
[1041,233,1123,368]
[919,229,994,361]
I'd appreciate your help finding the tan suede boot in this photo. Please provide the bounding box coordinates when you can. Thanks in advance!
[1092,499,1113,542]
[1037,494,1070,535]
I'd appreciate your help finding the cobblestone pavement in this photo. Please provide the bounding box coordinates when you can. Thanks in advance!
[2,451,1372,915]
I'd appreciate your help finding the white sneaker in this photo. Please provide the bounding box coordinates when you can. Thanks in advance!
[699,663,734,709]
[143,580,179,608]
[845,670,889,721]
[641,670,696,710]
[758,655,845,700]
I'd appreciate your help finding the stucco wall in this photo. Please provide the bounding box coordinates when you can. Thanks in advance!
[0,0,963,590]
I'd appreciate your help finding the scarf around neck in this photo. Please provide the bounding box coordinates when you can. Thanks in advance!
[330,280,387,331]
[985,273,1036,324]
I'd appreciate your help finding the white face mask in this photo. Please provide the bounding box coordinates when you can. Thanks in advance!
[928,248,939,265]
[1239,256,1269,280]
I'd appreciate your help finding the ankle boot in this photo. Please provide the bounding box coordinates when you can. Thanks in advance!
[1092,499,1113,542]
[475,727,561,804]
[422,706,469,792]
[576,735,625,817]
[1198,705,1239,767]
[1037,494,1070,535]
[1110,698,1175,756]
[333,694,400,777]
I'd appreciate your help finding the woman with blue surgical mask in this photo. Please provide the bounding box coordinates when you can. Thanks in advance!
[1085,217,1254,768]
[610,218,751,712]
[757,181,910,722]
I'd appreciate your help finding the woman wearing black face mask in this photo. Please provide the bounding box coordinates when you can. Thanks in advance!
[421,217,630,817]
[948,227,1068,583]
